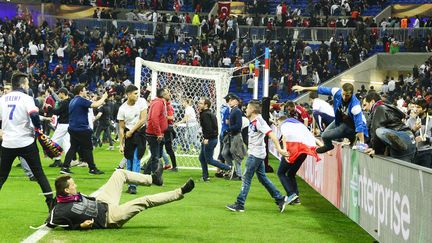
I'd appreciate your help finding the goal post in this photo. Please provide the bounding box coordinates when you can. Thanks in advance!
[135,57,234,169]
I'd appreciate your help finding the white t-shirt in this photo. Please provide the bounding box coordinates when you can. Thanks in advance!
[248,115,272,159]
[88,108,95,130]
[117,98,148,130]
[185,105,198,126]
[56,46,67,58]
[312,98,335,117]
[388,80,396,91]
[0,91,38,148]
[29,43,38,56]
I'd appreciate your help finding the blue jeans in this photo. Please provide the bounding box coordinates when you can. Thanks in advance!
[185,125,200,151]
[277,154,307,196]
[313,112,335,132]
[321,121,355,149]
[375,128,416,162]
[236,155,285,206]
[126,148,141,189]
[199,138,230,179]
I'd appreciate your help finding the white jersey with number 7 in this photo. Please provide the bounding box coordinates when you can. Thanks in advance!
[0,91,38,148]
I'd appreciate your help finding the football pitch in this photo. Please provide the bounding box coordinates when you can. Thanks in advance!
[0,145,375,242]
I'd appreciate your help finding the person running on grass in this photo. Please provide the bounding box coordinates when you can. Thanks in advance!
[0,72,55,211]
[276,115,320,206]
[197,98,231,181]
[46,168,195,230]
[226,100,290,213]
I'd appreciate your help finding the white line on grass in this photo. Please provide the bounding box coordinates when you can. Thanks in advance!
[21,180,106,242]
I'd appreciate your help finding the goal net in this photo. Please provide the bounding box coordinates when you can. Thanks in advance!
[135,57,233,169]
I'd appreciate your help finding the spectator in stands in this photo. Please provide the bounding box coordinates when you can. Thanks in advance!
[293,83,368,153]
[362,92,416,162]
[407,99,432,168]
[284,101,311,128]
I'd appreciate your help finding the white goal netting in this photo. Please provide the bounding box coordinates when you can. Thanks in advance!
[135,57,233,169]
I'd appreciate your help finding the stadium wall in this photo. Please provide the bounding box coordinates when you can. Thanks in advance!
[269,140,432,242]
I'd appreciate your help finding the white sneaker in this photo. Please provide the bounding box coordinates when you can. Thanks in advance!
[70,160,80,167]
[77,162,89,167]
[106,146,114,151]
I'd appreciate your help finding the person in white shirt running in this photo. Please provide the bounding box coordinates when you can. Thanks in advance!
[0,72,55,211]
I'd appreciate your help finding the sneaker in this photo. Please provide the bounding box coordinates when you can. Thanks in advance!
[265,165,274,173]
[215,171,224,178]
[201,177,210,182]
[316,146,333,154]
[226,203,244,212]
[29,176,37,181]
[89,169,105,175]
[181,178,195,194]
[287,193,299,205]
[163,164,172,170]
[60,167,73,174]
[169,167,178,172]
[70,160,80,167]
[77,162,89,167]
[290,197,301,205]
[49,160,62,168]
[225,173,241,181]
[151,163,164,186]
[385,133,408,151]
[127,187,137,194]
[277,196,289,213]
[106,146,114,151]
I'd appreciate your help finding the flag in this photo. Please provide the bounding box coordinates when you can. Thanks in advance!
[280,118,320,163]
[35,129,63,159]
[218,2,230,20]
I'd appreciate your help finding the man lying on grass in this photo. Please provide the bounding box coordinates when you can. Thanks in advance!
[46,166,194,230]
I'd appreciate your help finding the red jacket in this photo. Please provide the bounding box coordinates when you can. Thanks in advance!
[146,98,168,136]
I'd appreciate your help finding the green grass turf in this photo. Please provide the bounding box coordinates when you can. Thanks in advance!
[0,144,375,242]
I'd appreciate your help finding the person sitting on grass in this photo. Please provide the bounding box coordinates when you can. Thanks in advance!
[45,167,194,230]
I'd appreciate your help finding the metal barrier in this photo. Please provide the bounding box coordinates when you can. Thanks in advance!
[42,15,432,42]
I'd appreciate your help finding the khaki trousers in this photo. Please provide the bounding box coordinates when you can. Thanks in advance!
[96,169,183,228]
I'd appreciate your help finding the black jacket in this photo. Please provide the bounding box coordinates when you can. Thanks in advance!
[368,102,411,152]
[199,109,218,140]
[51,98,71,124]
[46,194,108,230]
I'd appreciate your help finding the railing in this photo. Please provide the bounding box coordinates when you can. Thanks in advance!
[41,15,432,43]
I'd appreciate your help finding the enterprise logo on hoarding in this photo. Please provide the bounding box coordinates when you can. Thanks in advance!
[352,168,411,241]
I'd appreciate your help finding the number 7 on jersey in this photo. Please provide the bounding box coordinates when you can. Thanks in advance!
[8,104,16,120]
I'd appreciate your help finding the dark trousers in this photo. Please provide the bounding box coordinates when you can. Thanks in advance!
[277,154,307,197]
[0,142,53,200]
[164,140,177,168]
[95,124,113,146]
[63,129,97,170]
[414,149,432,168]
[143,134,163,174]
